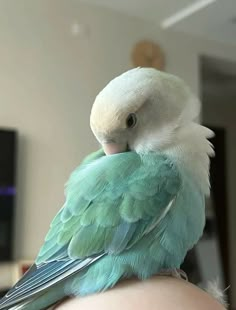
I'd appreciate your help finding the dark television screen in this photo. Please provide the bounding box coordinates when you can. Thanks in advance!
[0,129,17,261]
[0,130,16,186]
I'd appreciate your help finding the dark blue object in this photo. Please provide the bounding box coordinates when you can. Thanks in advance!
[0,129,17,261]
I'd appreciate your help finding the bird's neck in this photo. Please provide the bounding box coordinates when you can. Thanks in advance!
[163,123,214,196]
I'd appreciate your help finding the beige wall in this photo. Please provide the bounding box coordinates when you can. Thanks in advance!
[0,0,236,305]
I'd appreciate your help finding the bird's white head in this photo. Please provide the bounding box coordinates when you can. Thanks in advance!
[90,68,202,155]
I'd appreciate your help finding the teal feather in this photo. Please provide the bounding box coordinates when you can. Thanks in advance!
[35,151,182,264]
[0,149,206,309]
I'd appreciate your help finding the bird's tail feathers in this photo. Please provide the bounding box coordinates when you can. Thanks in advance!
[5,285,66,310]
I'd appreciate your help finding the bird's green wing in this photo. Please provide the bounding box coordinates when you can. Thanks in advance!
[36,151,181,263]
[0,152,182,309]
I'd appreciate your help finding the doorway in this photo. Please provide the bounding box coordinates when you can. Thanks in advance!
[200,54,236,307]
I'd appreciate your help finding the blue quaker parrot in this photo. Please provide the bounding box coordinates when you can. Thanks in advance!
[0,68,214,309]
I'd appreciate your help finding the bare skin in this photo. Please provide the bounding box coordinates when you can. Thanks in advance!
[54,276,226,310]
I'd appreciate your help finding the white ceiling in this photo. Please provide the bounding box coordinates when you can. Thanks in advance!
[79,0,236,46]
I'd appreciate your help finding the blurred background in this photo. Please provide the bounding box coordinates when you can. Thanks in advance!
[0,0,235,308]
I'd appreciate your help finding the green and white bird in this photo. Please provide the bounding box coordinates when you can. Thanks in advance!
[0,68,214,310]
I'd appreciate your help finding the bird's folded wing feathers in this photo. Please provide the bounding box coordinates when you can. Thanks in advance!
[0,257,103,309]
[37,151,181,261]
[0,150,181,309]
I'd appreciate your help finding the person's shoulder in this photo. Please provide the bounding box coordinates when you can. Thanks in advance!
[54,276,226,310]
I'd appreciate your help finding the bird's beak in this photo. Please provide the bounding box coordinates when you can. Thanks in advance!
[102,143,127,155]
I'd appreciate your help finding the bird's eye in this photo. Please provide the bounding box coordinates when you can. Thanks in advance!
[126,113,137,129]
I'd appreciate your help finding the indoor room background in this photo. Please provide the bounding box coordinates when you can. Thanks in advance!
[0,0,236,309]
